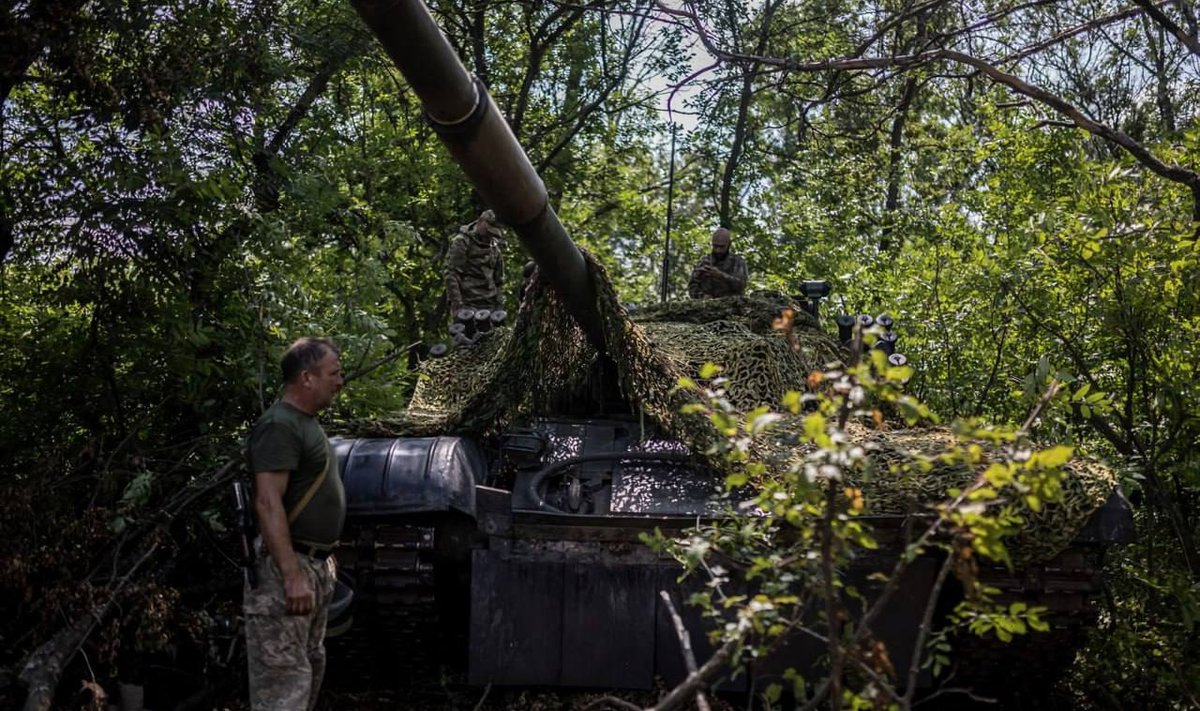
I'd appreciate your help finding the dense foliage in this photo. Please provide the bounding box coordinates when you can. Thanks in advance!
[2,0,1197,708]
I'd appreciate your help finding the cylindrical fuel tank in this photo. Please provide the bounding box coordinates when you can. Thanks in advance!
[333,436,488,518]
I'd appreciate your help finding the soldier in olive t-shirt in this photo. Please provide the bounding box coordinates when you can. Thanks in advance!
[246,400,345,547]
[243,337,345,711]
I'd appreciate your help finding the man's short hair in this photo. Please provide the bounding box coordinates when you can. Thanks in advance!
[281,337,339,384]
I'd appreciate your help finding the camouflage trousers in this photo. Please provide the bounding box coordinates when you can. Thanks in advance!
[244,548,336,711]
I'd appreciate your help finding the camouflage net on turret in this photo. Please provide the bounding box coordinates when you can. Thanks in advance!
[348,252,1116,563]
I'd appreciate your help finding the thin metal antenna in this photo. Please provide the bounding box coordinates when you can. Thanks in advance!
[660,122,677,303]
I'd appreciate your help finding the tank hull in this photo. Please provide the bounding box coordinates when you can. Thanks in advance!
[328,422,1132,695]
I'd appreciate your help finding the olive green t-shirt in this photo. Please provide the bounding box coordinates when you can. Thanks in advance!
[247,400,345,547]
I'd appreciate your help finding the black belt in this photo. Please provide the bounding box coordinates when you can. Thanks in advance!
[292,542,336,561]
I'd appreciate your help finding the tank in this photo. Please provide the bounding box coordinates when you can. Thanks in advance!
[327,0,1134,702]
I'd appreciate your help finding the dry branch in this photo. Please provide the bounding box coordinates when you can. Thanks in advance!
[17,459,239,711]
[999,2,1165,65]
[19,542,160,711]
[650,636,739,711]
[658,590,711,711]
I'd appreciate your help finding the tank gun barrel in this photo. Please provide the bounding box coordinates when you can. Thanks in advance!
[350,0,604,349]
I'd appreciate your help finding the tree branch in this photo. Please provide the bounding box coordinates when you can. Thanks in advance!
[1134,0,1200,57]
[902,554,955,705]
[17,459,239,710]
[534,6,648,172]
[718,0,782,225]
[650,636,739,711]
[19,541,161,711]
[343,340,422,384]
[0,0,88,105]
[657,3,1200,219]
[658,591,711,711]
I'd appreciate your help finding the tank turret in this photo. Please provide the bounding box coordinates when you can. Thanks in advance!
[350,0,604,349]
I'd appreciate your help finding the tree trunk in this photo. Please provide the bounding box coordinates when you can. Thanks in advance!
[718,0,781,226]
[1142,15,1178,134]
[470,1,489,88]
[881,75,920,251]
[719,64,755,227]
[0,197,13,264]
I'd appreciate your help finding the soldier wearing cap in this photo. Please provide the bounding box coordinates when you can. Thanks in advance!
[445,209,505,316]
[688,226,748,299]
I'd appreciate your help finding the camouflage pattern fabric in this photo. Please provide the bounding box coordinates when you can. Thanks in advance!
[346,251,1116,564]
[244,549,337,711]
[767,423,1118,562]
[688,253,748,298]
[445,231,504,312]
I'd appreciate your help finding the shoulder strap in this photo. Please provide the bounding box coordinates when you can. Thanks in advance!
[287,440,331,525]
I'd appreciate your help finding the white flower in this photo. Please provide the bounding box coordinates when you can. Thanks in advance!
[817,464,841,480]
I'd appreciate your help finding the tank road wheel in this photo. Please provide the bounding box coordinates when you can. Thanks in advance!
[325,523,440,690]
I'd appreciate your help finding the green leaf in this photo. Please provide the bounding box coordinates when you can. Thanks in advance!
[1031,445,1073,469]
[803,412,827,443]
[983,463,1014,487]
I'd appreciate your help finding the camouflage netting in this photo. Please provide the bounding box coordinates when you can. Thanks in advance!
[835,426,1116,563]
[346,252,1116,563]
[632,295,843,413]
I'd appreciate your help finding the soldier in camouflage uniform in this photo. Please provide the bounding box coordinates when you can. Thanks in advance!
[688,227,748,299]
[446,209,504,315]
[245,337,346,711]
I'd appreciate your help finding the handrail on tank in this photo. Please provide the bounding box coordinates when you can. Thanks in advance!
[349,0,605,350]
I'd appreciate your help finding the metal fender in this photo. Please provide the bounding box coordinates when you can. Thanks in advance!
[332,437,486,518]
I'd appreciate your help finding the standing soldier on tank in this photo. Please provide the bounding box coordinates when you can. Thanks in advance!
[688,226,748,299]
[445,208,504,317]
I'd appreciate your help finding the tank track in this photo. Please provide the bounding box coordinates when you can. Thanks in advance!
[326,523,440,690]
[935,543,1106,708]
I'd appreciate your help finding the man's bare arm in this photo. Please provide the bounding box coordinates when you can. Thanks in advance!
[254,470,315,615]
